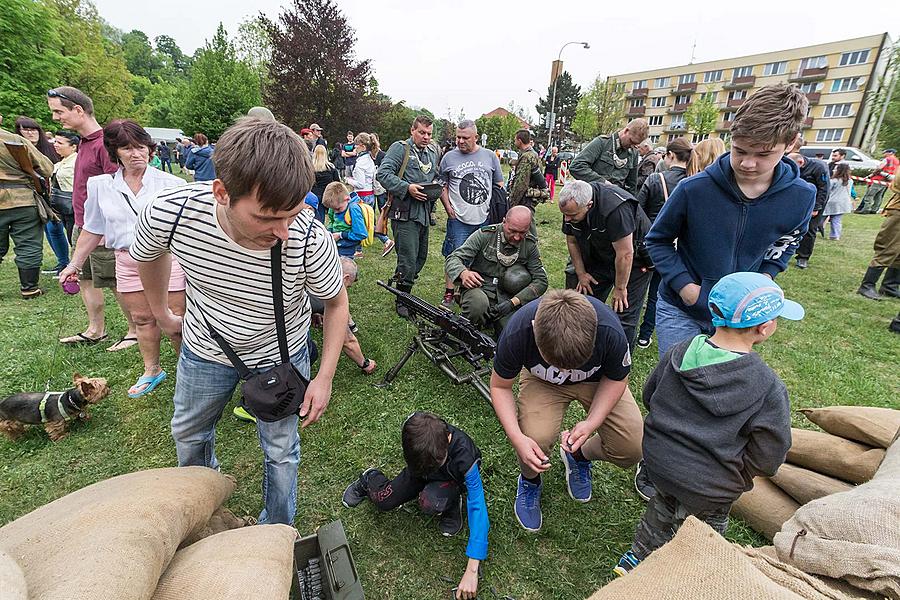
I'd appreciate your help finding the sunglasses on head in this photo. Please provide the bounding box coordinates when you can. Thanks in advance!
[47,89,72,102]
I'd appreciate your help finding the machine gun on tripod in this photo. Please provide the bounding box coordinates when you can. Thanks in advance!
[375,280,495,405]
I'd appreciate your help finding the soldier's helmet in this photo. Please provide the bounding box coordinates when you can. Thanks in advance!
[500,264,533,296]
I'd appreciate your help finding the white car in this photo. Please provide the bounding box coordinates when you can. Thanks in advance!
[799,146,881,172]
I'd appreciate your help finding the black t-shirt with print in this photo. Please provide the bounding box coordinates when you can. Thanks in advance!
[493,295,631,385]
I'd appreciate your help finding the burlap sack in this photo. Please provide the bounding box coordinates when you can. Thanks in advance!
[585,517,842,599]
[787,428,885,484]
[180,506,253,548]
[771,463,855,505]
[0,467,235,600]
[151,525,296,600]
[774,438,900,599]
[742,546,874,600]
[731,477,801,541]
[0,548,27,600]
[801,406,900,449]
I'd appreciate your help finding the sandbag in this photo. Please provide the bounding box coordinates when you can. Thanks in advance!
[774,438,900,600]
[0,467,235,600]
[801,406,900,449]
[787,428,885,484]
[152,525,296,600]
[771,463,855,505]
[585,517,842,599]
[0,548,27,600]
[180,506,254,548]
[731,477,801,541]
[739,546,856,600]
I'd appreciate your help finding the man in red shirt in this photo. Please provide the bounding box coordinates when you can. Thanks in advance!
[48,87,136,349]
[856,148,898,214]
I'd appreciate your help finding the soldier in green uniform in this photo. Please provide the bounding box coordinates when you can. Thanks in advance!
[509,129,549,211]
[570,119,649,193]
[445,206,548,332]
[376,115,441,316]
[0,114,54,298]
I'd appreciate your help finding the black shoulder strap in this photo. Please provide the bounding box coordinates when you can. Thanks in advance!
[166,194,192,248]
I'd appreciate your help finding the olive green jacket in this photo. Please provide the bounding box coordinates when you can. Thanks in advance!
[570,133,639,193]
[376,138,440,226]
[0,128,53,211]
[445,224,548,305]
[509,147,542,208]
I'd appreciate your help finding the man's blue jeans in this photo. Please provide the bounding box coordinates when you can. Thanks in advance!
[45,220,69,269]
[172,342,310,525]
[655,295,714,358]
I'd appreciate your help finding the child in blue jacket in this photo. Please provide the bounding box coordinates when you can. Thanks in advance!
[323,182,367,258]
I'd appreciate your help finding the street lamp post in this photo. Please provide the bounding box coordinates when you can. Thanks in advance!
[548,41,590,148]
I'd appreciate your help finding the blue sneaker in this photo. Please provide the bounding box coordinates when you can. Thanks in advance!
[514,475,542,532]
[560,446,592,502]
[613,550,641,577]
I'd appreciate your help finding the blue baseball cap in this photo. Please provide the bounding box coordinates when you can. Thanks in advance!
[708,272,804,328]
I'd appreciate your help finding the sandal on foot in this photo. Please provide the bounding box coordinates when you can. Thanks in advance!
[60,332,108,345]
[107,335,139,352]
[128,371,167,398]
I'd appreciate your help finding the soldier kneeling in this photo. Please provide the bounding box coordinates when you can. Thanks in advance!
[445,206,548,334]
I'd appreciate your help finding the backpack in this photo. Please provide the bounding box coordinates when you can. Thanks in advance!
[344,196,376,247]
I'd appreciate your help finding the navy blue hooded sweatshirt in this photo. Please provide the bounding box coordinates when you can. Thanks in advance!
[645,153,815,322]
[185,145,216,182]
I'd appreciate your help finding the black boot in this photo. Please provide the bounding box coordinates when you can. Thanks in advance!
[395,283,413,319]
[879,267,900,299]
[890,313,900,334]
[857,266,884,300]
[18,267,43,299]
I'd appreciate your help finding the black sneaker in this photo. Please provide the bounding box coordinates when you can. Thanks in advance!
[439,495,465,537]
[634,460,656,502]
[342,468,375,508]
[796,258,809,269]
[636,337,651,349]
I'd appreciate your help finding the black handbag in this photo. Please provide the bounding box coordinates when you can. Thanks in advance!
[205,237,310,422]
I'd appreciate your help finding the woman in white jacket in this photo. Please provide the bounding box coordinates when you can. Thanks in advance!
[346,132,393,255]
[824,163,853,241]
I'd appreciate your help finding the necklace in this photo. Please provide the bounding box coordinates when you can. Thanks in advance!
[612,135,628,169]
[495,229,519,267]
[410,144,433,174]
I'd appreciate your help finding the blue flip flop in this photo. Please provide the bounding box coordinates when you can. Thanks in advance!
[128,370,167,398]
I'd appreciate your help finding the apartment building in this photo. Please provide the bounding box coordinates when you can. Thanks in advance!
[609,33,894,149]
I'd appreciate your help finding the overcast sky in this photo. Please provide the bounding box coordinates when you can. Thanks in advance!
[95,0,898,122]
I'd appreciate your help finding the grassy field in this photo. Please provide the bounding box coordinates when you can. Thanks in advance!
[1,196,898,599]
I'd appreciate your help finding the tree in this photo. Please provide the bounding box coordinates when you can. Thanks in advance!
[376,102,435,147]
[262,0,385,137]
[121,30,162,81]
[236,17,272,94]
[178,23,261,139]
[154,34,190,79]
[684,91,719,138]
[571,97,599,144]
[869,44,900,153]
[578,75,625,142]
[534,71,581,142]
[475,113,522,150]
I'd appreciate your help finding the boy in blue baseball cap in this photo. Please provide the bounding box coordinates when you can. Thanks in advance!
[614,272,802,576]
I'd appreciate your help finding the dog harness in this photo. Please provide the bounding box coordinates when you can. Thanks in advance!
[39,391,76,423]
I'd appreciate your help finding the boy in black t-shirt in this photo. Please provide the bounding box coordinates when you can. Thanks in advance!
[342,412,489,599]
[490,290,644,532]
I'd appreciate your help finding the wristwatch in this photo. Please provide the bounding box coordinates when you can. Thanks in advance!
[360,358,371,370]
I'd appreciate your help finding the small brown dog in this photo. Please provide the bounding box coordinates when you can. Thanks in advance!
[0,374,109,441]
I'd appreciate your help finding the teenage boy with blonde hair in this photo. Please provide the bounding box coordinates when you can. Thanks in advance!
[615,272,800,575]
[645,84,815,358]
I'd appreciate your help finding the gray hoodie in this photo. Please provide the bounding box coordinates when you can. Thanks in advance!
[642,337,791,510]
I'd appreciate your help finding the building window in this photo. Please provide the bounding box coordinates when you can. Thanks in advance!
[840,50,869,66]
[733,65,753,79]
[670,116,686,129]
[675,94,691,105]
[704,70,723,83]
[719,132,731,143]
[632,79,647,90]
[799,82,823,94]
[722,111,736,121]
[816,128,844,143]
[763,61,787,76]
[799,56,827,71]
[649,134,661,144]
[615,82,626,92]
[701,91,717,102]
[630,98,645,108]
[823,103,853,118]
[692,133,710,143]
[831,77,862,92]
[667,134,684,144]
[678,73,695,84]
[648,115,664,126]
[728,90,747,101]
[651,96,667,107]
[654,76,671,88]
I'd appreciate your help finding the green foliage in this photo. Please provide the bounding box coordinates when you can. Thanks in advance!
[121,30,163,81]
[872,45,900,152]
[535,71,581,143]
[376,103,436,147]
[475,114,522,150]
[572,96,599,143]
[236,17,272,93]
[154,34,191,79]
[579,76,625,142]
[684,91,719,137]
[178,23,261,140]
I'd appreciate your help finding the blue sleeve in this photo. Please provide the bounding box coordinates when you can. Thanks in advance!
[464,463,489,560]
[344,203,368,242]
[185,151,196,170]
[645,185,695,295]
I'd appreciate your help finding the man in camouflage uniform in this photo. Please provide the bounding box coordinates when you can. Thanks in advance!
[509,129,549,211]
[376,115,441,316]
[445,206,547,332]
[0,114,53,298]
[570,119,649,194]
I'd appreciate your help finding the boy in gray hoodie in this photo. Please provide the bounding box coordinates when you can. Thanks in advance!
[614,272,803,576]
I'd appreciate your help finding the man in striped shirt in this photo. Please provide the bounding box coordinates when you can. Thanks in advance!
[131,118,348,525]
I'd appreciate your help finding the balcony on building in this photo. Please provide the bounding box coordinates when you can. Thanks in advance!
[723,75,756,89]
[626,106,646,117]
[789,67,828,83]
[664,124,687,134]
[726,98,745,108]
[627,87,648,98]
[801,116,814,129]
[716,121,733,132]
[805,92,821,105]
[670,82,698,94]
[666,103,691,114]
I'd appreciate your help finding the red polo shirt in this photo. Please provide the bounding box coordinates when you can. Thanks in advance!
[72,128,117,227]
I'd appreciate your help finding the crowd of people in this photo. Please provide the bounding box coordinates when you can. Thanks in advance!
[0,80,898,599]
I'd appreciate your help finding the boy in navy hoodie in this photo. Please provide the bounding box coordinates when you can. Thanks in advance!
[645,84,815,358]
[614,272,801,576]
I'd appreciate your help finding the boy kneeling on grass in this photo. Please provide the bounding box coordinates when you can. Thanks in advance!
[323,181,368,258]
[342,411,488,599]
[614,272,801,576]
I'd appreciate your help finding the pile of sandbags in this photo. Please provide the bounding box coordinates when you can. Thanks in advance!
[732,406,899,541]
[0,467,298,600]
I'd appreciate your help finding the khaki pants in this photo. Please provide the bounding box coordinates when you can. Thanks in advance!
[871,211,900,268]
[517,371,643,471]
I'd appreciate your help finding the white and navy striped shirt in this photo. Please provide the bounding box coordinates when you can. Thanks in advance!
[130,181,343,367]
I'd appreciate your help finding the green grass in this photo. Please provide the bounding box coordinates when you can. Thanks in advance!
[1,203,898,600]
